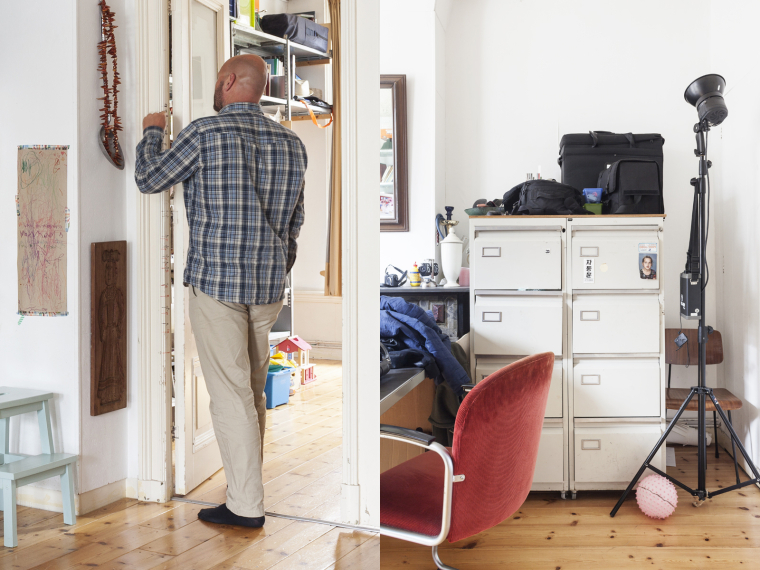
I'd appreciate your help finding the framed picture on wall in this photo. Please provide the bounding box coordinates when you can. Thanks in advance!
[380,75,408,231]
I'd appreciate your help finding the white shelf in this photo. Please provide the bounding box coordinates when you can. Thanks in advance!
[231,22,331,62]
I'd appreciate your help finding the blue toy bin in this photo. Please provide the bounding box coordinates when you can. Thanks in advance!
[265,367,291,409]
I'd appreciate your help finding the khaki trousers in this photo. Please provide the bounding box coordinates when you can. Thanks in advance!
[189,285,283,517]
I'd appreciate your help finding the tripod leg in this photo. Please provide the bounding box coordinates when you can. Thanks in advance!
[713,411,719,458]
[610,388,698,517]
[728,410,740,485]
[710,395,760,482]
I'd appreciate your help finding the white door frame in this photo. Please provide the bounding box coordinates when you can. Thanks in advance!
[134,0,173,504]
[135,0,380,525]
[339,0,379,527]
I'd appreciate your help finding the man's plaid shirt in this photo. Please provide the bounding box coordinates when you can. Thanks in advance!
[135,102,307,305]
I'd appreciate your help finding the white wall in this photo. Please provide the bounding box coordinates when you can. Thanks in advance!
[0,0,137,508]
[379,1,447,279]
[711,0,760,468]
[77,0,134,495]
[445,0,717,388]
[0,0,81,499]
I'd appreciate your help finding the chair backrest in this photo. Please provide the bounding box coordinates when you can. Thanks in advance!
[447,352,554,543]
[665,328,723,366]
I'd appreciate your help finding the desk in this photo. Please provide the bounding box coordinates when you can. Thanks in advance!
[380,286,470,339]
[380,368,425,415]
[380,368,435,473]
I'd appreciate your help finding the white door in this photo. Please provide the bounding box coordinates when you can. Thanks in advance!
[172,0,229,495]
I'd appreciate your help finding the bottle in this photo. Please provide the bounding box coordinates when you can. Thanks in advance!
[409,262,421,287]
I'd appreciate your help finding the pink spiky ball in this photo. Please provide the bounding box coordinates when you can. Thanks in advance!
[636,474,678,519]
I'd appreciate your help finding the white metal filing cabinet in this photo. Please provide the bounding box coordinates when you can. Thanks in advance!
[469,215,666,497]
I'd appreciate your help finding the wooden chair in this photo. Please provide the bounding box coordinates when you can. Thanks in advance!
[0,387,77,547]
[665,329,742,483]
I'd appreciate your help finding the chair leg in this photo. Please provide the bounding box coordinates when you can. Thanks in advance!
[728,410,741,485]
[3,480,17,548]
[61,464,76,525]
[713,411,719,458]
[432,544,459,570]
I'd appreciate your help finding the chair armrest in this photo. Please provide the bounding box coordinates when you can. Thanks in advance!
[462,383,476,394]
[380,424,435,447]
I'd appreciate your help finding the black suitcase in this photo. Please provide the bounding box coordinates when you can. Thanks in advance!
[260,14,329,53]
[558,131,664,192]
[598,159,663,215]
[503,180,591,216]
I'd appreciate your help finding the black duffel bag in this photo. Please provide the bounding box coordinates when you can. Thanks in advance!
[260,14,329,53]
[558,131,664,192]
[598,159,663,215]
[503,180,591,216]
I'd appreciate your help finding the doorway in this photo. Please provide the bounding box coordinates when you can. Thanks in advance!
[166,0,345,526]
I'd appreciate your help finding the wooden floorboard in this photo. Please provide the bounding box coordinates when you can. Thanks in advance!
[381,444,760,569]
[0,361,380,570]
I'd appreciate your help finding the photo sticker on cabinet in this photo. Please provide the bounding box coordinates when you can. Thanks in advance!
[639,245,658,280]
[639,254,657,279]
[584,258,594,284]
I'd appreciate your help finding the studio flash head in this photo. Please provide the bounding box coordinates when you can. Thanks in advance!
[684,74,728,126]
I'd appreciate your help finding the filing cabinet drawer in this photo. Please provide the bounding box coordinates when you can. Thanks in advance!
[476,358,563,418]
[533,424,565,484]
[571,229,660,290]
[574,423,662,483]
[573,358,660,417]
[572,294,660,354]
[472,229,562,290]
[473,295,563,356]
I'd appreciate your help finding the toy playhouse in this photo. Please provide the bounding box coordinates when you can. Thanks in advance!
[277,336,316,385]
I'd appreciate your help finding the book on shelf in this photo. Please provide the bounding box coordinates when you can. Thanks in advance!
[381,165,394,184]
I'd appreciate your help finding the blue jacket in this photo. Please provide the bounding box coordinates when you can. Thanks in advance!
[380,296,468,396]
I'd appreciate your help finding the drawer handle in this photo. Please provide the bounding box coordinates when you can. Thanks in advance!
[581,439,601,451]
[482,246,501,257]
[581,375,600,385]
[482,312,502,323]
[580,247,599,257]
[580,311,600,321]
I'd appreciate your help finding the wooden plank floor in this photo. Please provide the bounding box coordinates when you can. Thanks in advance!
[381,444,760,569]
[0,360,379,570]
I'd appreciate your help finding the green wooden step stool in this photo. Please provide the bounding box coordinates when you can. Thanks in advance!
[0,387,77,547]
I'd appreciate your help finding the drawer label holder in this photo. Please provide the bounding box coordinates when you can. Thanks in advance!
[580,310,600,321]
[581,439,601,451]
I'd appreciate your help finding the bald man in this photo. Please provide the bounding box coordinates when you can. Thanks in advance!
[135,54,307,528]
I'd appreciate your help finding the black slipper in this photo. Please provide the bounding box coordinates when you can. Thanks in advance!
[197,503,265,528]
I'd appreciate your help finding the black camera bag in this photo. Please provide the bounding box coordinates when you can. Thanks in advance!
[598,159,663,215]
[503,180,591,216]
[260,14,329,53]
[558,131,665,192]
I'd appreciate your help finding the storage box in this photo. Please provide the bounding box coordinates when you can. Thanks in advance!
[583,203,602,215]
[265,369,291,409]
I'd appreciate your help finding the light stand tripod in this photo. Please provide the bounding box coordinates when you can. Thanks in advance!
[610,120,760,517]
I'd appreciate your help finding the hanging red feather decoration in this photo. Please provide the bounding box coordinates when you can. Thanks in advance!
[98,1,123,168]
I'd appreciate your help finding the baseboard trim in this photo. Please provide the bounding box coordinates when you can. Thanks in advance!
[294,291,342,304]
[717,428,760,488]
[17,478,129,516]
[309,340,342,360]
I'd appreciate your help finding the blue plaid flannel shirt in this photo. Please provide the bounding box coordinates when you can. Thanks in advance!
[135,103,307,305]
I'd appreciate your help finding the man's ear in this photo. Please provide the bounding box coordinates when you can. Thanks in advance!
[225,72,236,91]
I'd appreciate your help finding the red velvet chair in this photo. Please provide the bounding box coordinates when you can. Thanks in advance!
[380,352,555,570]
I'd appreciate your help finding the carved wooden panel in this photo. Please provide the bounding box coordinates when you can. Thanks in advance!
[91,241,127,416]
